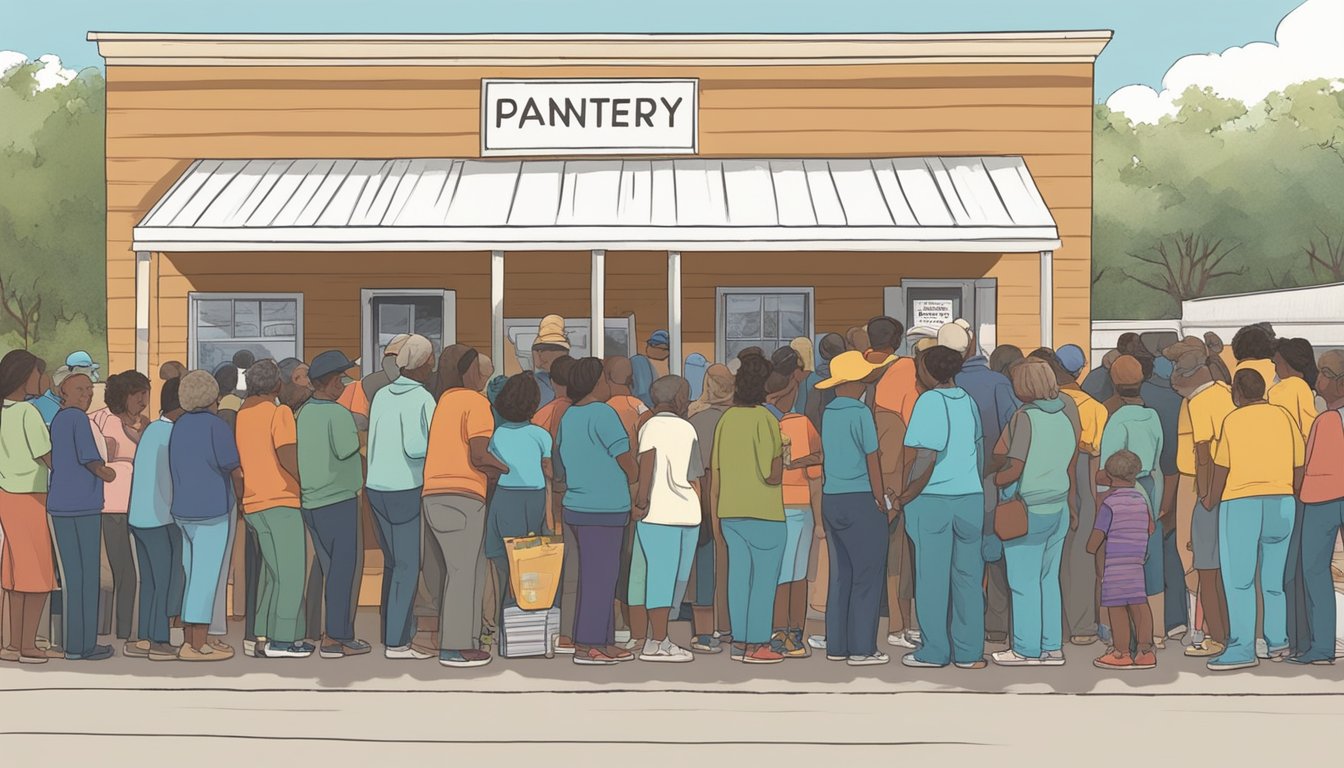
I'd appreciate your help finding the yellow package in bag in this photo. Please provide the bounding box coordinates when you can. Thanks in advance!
[504,535,564,611]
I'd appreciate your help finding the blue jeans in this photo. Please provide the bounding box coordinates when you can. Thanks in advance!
[176,515,230,626]
[1003,504,1067,658]
[367,488,423,647]
[50,513,102,657]
[907,493,986,666]
[1218,495,1295,664]
[821,493,887,658]
[303,498,360,642]
[130,524,179,644]
[1296,499,1343,661]
[721,518,787,645]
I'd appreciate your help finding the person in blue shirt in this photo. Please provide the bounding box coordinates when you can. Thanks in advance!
[896,344,987,669]
[169,370,242,662]
[553,357,639,665]
[631,329,670,410]
[47,370,116,661]
[815,350,894,667]
[127,378,185,661]
[27,360,62,426]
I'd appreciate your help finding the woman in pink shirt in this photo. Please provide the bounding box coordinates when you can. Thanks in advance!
[89,370,151,654]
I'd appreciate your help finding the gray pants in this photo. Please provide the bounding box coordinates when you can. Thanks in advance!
[422,494,487,652]
[1062,453,1099,638]
[99,514,137,640]
[559,516,579,637]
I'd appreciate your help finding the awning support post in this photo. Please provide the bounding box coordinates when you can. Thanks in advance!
[591,249,606,359]
[1039,249,1054,349]
[490,250,504,372]
[135,250,150,375]
[668,250,682,376]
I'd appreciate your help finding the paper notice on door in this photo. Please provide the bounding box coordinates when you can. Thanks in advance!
[912,299,955,328]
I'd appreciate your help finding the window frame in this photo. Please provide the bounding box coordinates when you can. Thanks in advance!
[714,286,815,363]
[359,288,457,376]
[187,292,304,372]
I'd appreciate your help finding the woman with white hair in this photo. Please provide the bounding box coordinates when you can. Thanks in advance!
[169,370,242,661]
[366,334,438,659]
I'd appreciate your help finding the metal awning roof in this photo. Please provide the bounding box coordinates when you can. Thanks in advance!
[133,156,1060,253]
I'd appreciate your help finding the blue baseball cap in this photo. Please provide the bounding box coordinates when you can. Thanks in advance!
[308,350,358,383]
[65,351,99,381]
[1055,344,1087,377]
[647,329,670,348]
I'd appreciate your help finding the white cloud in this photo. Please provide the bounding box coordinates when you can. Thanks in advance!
[0,51,77,91]
[1107,0,1344,124]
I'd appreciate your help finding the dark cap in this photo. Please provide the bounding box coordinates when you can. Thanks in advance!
[308,350,358,382]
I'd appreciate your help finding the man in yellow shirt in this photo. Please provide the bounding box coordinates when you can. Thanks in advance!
[1205,368,1304,671]
[1038,347,1107,646]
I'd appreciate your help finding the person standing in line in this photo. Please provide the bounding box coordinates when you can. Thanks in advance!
[1081,349,1121,403]
[1037,347,1108,647]
[528,355,577,654]
[485,372,553,621]
[29,359,61,427]
[0,351,59,663]
[631,329,671,410]
[896,338,987,670]
[804,333,848,432]
[1204,368,1304,671]
[764,346,821,659]
[362,333,412,404]
[1138,351,1190,641]
[687,364,735,653]
[712,353,787,665]
[992,358,1080,667]
[1169,349,1232,659]
[235,360,314,659]
[297,351,371,660]
[631,374,701,663]
[208,362,249,653]
[531,314,572,407]
[89,370,151,655]
[48,369,117,661]
[875,376,918,652]
[365,335,437,660]
[990,345,1025,376]
[604,356,651,650]
[1274,337,1319,658]
[126,377,184,662]
[421,345,508,668]
[168,371,240,662]
[1089,450,1159,671]
[552,357,639,665]
[1293,349,1344,665]
[789,337,814,416]
[813,350,891,667]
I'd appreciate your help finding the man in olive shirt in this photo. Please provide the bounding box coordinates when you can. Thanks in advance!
[297,350,370,659]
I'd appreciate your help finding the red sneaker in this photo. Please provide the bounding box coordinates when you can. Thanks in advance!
[744,645,785,664]
[1093,650,1134,670]
[1131,650,1157,670]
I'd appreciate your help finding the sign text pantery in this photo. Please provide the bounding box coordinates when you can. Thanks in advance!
[481,79,698,156]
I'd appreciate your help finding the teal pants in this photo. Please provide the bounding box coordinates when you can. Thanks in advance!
[907,493,986,666]
[244,506,308,644]
[1300,499,1344,662]
[1218,495,1294,664]
[721,518,786,644]
[1002,503,1067,659]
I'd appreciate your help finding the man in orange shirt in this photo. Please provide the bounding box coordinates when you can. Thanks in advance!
[421,344,509,668]
[605,356,651,647]
[235,360,312,658]
[868,316,919,425]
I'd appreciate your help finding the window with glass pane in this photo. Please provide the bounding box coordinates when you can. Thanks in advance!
[192,295,301,372]
[370,296,444,359]
[721,290,811,360]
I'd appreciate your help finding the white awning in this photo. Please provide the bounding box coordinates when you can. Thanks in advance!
[133,156,1060,253]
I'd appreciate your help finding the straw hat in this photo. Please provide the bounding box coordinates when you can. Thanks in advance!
[534,314,570,350]
[815,350,896,389]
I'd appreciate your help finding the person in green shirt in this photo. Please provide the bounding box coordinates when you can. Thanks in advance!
[711,352,785,664]
[296,350,369,659]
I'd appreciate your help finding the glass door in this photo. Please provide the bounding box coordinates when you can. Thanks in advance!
[360,289,456,375]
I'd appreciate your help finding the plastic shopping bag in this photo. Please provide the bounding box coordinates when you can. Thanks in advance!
[504,535,564,611]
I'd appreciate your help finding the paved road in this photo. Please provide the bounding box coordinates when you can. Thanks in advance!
[2,616,1339,765]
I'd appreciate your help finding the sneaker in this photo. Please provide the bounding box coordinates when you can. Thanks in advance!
[17,651,48,665]
[730,644,746,661]
[321,638,372,659]
[1039,650,1066,667]
[826,653,848,662]
[955,658,988,670]
[1184,640,1226,658]
[848,652,891,667]
[1167,624,1188,640]
[573,647,619,665]
[147,642,179,661]
[1207,655,1259,672]
[773,630,809,658]
[641,638,661,657]
[438,649,492,668]
[177,643,229,662]
[906,629,922,644]
[1265,646,1292,662]
[243,638,259,658]
[1093,650,1134,670]
[900,653,944,668]
[1255,637,1269,658]
[385,644,434,660]
[614,629,632,644]
[887,631,918,649]
[169,627,185,647]
[1183,628,1206,648]
[66,644,115,661]
[0,647,18,662]
[265,641,316,658]
[713,630,734,645]
[992,649,1040,667]
[806,634,827,650]
[1152,636,1166,650]
[743,645,785,664]
[615,637,643,652]
[1131,649,1157,669]
[690,635,723,654]
[553,635,576,655]
[124,640,151,658]
[640,638,694,663]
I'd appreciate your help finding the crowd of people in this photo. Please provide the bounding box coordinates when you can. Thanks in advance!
[1,313,1342,673]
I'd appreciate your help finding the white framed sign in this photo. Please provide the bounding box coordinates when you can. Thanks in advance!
[481,78,698,156]
[912,299,955,328]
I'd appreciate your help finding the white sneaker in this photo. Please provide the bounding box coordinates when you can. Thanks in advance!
[992,649,1040,667]
[900,653,944,668]
[887,631,918,649]
[639,638,694,663]
[906,629,922,644]
[385,644,434,660]
[1039,650,1066,666]
[170,627,185,647]
[848,652,891,667]
[806,634,828,650]
[1255,637,1269,659]
[1167,624,1188,640]
[614,629,632,644]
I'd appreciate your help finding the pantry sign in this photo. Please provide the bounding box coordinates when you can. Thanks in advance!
[481,78,698,156]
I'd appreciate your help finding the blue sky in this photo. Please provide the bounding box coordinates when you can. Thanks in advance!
[0,0,1306,101]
